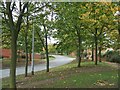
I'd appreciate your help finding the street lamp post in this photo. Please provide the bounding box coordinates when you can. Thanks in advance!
[31,16,35,75]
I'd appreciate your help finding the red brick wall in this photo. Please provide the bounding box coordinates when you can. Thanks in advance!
[1,49,41,59]
[69,52,76,57]
[0,49,11,58]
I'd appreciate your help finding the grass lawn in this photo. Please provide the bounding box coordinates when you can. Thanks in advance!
[2,55,55,69]
[2,60,119,88]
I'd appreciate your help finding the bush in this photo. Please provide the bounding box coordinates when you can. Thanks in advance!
[110,54,120,63]
[104,50,120,63]
[104,50,113,61]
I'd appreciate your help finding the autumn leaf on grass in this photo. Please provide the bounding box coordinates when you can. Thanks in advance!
[64,81,66,84]
[18,86,21,88]
[59,72,62,74]
[60,75,64,80]
[109,83,115,86]
[75,70,78,73]
[20,82,24,85]
[94,80,109,86]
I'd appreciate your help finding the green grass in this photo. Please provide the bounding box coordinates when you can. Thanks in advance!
[45,71,118,88]
[2,60,118,88]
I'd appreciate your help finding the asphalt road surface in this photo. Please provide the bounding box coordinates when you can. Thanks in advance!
[0,55,75,78]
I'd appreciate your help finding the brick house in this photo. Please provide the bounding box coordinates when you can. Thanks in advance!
[0,49,11,58]
[0,48,41,59]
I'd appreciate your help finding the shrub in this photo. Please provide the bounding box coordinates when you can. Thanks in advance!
[110,54,120,63]
[104,50,114,61]
[104,50,120,63]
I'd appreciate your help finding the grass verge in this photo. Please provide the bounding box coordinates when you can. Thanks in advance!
[2,60,118,88]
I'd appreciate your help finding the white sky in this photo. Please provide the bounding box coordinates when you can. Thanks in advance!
[48,37,58,44]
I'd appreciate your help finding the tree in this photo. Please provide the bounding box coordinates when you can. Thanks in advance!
[34,2,54,72]
[25,5,29,77]
[54,2,89,67]
[1,1,28,88]
[85,2,116,64]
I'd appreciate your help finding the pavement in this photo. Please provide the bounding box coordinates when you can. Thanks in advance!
[0,55,75,78]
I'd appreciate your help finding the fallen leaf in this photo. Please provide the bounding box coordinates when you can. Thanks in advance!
[109,83,115,86]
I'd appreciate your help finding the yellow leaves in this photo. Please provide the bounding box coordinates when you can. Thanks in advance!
[63,81,66,84]
[94,80,115,87]
[75,70,78,73]
[110,30,119,39]
[94,80,108,86]
[60,76,64,80]
[59,72,65,80]
[109,83,115,86]
[100,2,111,5]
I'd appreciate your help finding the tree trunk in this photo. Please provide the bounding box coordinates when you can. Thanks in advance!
[43,23,49,72]
[118,23,120,35]
[25,30,28,77]
[95,28,98,65]
[17,48,20,62]
[25,36,28,77]
[29,50,32,61]
[77,47,81,67]
[92,43,94,61]
[31,23,35,75]
[10,31,17,88]
[99,46,101,62]
[77,30,81,67]
[25,6,29,77]
[45,31,49,72]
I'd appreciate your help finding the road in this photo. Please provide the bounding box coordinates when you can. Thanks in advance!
[0,55,75,78]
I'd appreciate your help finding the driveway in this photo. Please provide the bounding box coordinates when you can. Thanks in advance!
[0,55,75,78]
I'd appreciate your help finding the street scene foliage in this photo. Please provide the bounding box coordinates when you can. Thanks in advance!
[0,1,120,89]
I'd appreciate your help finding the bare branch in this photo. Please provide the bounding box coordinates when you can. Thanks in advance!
[36,29,45,49]
[6,2,15,29]
[11,2,15,11]
[16,2,28,34]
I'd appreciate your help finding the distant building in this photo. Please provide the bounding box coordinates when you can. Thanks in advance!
[0,48,41,59]
[0,49,11,58]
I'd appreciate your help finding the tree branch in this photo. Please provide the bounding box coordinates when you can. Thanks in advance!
[36,29,46,50]
[6,2,14,28]
[16,2,28,34]
[11,2,15,11]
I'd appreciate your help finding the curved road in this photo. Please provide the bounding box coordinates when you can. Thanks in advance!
[0,55,75,78]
